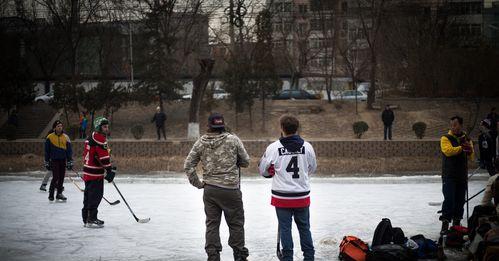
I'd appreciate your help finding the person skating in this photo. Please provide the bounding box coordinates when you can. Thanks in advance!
[82,117,115,228]
[184,113,250,261]
[479,119,496,176]
[439,116,475,233]
[152,106,167,140]
[44,120,73,201]
[381,105,395,140]
[259,115,317,261]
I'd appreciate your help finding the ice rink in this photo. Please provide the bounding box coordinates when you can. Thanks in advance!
[0,174,489,261]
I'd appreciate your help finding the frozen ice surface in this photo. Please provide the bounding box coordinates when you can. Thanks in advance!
[0,174,489,261]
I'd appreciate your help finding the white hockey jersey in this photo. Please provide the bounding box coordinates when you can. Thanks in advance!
[259,136,317,208]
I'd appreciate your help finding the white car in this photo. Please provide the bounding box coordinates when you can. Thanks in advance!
[34,90,54,103]
[329,90,368,101]
[356,82,370,93]
[182,89,229,100]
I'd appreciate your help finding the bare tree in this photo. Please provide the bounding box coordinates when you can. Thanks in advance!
[352,0,388,109]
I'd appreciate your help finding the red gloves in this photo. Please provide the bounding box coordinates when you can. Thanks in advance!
[268,164,275,177]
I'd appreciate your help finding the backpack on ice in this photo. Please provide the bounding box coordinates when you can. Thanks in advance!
[409,234,438,259]
[372,218,394,247]
[392,227,407,245]
[339,236,369,261]
[366,244,417,261]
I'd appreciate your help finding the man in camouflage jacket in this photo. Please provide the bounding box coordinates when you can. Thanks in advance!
[184,113,250,261]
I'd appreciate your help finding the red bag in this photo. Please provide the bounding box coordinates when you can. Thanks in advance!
[445,225,469,248]
[339,235,370,261]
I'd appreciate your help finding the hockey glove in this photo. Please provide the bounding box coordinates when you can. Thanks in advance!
[105,168,115,183]
[66,160,73,170]
[44,161,51,171]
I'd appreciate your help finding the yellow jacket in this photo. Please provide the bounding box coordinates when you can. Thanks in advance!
[440,130,475,161]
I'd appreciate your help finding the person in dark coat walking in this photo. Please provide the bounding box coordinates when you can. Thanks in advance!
[152,106,167,140]
[381,105,395,140]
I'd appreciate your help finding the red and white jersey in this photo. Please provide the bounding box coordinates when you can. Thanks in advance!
[258,138,317,208]
[82,132,112,181]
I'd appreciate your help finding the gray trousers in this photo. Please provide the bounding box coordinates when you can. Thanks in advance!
[203,185,248,261]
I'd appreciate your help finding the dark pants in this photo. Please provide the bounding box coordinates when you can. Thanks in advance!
[491,131,497,162]
[79,127,86,139]
[441,178,467,222]
[82,179,104,224]
[49,160,66,195]
[384,124,392,140]
[483,160,496,176]
[276,207,314,261]
[156,125,166,140]
[203,185,248,261]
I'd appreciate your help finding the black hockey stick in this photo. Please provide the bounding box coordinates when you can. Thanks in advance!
[428,166,481,206]
[436,188,486,214]
[112,181,150,223]
[69,171,120,206]
[276,225,283,261]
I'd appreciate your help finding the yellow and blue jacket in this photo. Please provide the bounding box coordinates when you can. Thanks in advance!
[44,132,73,162]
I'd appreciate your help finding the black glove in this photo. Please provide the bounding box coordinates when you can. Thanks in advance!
[44,161,51,171]
[66,160,73,170]
[105,168,115,183]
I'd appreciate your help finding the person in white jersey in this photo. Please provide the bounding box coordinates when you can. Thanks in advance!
[258,115,317,261]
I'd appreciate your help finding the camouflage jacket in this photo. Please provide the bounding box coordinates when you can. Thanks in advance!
[184,132,250,189]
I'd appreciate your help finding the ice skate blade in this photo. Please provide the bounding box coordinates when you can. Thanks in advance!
[84,223,104,228]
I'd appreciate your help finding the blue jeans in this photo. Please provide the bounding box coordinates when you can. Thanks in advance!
[276,207,314,261]
[441,178,467,222]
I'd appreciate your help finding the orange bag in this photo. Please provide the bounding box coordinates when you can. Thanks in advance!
[339,235,370,261]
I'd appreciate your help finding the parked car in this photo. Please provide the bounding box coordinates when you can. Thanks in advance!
[34,90,54,103]
[356,82,370,93]
[272,89,319,100]
[329,90,368,101]
[182,89,229,100]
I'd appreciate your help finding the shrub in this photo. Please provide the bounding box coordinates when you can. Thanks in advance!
[412,122,427,139]
[65,124,79,140]
[5,124,16,140]
[353,121,369,139]
[131,125,144,140]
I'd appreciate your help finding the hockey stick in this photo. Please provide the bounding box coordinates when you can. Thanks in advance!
[69,171,120,206]
[112,181,150,223]
[276,225,283,261]
[428,166,481,206]
[435,188,486,214]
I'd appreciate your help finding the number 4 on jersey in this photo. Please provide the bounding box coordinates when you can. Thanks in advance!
[286,156,300,179]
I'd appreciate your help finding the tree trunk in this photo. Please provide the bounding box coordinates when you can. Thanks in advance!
[260,83,266,132]
[367,53,377,109]
[188,59,215,139]
[248,104,253,132]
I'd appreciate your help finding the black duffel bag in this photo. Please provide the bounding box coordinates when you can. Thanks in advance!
[366,244,417,261]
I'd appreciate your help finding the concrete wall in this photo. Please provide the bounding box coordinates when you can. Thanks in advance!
[0,139,443,158]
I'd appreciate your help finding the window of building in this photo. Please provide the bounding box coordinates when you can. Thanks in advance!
[298,4,308,14]
[311,19,321,31]
[341,1,348,13]
[298,22,308,35]
[283,2,293,12]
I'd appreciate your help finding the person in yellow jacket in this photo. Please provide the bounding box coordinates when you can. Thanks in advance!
[440,116,475,233]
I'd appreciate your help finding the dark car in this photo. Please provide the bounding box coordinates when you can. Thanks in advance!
[272,89,319,100]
